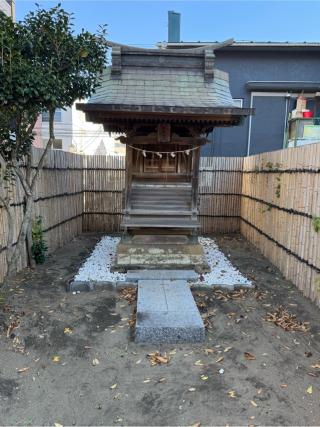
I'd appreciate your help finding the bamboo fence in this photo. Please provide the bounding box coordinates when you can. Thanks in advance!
[83,155,125,232]
[199,156,243,233]
[0,148,84,282]
[1,145,320,307]
[82,155,243,234]
[241,144,320,306]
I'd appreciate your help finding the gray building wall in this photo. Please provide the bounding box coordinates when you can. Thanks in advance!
[201,49,320,156]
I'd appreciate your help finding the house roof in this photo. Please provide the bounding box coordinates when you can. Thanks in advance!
[77,41,253,130]
[158,41,320,52]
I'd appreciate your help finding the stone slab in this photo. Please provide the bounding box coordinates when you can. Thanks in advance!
[115,243,208,270]
[135,279,205,344]
[67,280,114,292]
[132,235,189,245]
[126,269,198,281]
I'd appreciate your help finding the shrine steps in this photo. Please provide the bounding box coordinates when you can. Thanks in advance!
[121,217,200,229]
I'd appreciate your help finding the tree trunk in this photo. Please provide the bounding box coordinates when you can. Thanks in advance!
[26,204,35,269]
[2,109,55,285]
[25,152,36,269]
[6,194,34,278]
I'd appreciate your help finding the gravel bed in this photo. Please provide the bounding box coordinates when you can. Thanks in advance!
[199,236,251,287]
[73,236,125,283]
[73,235,251,287]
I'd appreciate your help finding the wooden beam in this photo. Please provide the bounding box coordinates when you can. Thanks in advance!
[191,146,200,218]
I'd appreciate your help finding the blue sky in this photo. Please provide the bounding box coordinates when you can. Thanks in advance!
[16,1,320,45]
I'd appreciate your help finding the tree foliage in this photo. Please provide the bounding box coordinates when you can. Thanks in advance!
[24,4,107,111]
[0,13,41,161]
[0,5,108,286]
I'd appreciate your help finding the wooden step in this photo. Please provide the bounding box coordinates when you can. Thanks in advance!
[131,205,191,213]
[122,217,200,229]
[129,209,192,216]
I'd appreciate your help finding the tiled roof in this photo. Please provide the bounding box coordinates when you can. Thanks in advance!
[89,66,235,109]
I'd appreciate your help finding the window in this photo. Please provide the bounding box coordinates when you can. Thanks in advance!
[233,98,243,108]
[42,109,62,122]
[53,139,63,149]
[42,138,63,150]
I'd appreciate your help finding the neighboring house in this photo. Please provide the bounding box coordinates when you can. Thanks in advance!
[161,40,320,156]
[35,103,125,155]
[0,0,15,18]
[160,13,320,156]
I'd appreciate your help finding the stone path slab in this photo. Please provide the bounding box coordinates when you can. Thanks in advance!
[135,279,205,344]
[127,269,198,281]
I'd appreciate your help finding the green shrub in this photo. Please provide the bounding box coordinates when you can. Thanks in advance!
[312,216,320,233]
[31,216,48,264]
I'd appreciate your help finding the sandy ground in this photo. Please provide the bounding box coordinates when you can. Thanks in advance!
[0,233,320,427]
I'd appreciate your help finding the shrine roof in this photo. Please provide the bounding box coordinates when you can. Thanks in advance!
[77,42,253,123]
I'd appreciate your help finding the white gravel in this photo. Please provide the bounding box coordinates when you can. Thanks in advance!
[73,235,251,287]
[199,236,251,287]
[74,236,125,283]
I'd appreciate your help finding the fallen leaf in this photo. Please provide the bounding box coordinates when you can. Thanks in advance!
[143,378,151,383]
[54,424,63,427]
[158,377,166,383]
[311,362,320,369]
[305,351,313,358]
[52,355,61,363]
[224,347,233,353]
[63,327,72,335]
[188,387,196,392]
[190,422,201,427]
[110,383,117,389]
[227,312,236,318]
[265,306,309,332]
[244,352,256,361]
[136,359,142,364]
[228,390,236,398]
[204,348,216,355]
[194,360,204,366]
[92,358,100,366]
[215,356,224,363]
[280,384,288,389]
[250,400,258,407]
[147,352,170,366]
[200,375,208,381]
[17,367,30,373]
[119,287,137,305]
[308,372,318,377]
[306,385,313,394]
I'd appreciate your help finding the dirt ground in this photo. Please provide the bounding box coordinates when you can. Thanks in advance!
[1,233,320,427]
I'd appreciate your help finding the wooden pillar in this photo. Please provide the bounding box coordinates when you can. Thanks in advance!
[191,146,200,219]
[125,145,133,214]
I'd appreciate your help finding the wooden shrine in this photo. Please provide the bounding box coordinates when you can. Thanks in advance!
[77,41,253,270]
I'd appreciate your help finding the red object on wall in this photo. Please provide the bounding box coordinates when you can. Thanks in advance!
[303,111,314,118]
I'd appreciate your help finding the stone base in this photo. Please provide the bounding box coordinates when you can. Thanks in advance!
[113,234,210,273]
